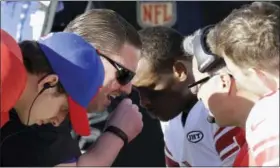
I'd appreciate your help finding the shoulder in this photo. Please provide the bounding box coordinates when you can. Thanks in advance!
[245,92,279,166]
[1,118,81,166]
[160,113,184,149]
[246,91,279,139]
[249,90,279,121]
[160,113,182,134]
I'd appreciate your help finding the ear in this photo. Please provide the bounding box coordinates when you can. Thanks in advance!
[219,73,234,94]
[37,74,59,92]
[173,60,188,82]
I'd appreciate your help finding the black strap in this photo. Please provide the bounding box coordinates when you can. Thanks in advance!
[104,126,128,146]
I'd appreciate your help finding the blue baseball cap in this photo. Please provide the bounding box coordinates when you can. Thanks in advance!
[37,32,104,136]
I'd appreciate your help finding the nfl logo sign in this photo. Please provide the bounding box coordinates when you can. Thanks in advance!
[137,1,177,28]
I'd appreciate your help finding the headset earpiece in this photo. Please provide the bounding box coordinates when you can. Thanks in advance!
[43,83,52,89]
[43,83,56,89]
[39,83,56,95]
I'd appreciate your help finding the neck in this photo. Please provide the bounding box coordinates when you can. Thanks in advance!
[263,71,279,91]
[234,105,251,129]
[14,91,33,125]
[182,93,198,114]
[235,91,259,128]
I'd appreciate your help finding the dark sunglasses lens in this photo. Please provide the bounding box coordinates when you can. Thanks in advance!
[117,70,135,85]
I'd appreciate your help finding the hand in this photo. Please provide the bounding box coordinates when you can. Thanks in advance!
[107,98,143,142]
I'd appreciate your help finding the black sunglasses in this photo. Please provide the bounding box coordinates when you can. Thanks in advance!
[98,52,135,86]
[188,73,233,89]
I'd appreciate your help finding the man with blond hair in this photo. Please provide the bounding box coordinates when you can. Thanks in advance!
[206,2,279,166]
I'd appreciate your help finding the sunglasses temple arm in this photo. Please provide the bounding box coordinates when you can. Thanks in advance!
[188,76,211,88]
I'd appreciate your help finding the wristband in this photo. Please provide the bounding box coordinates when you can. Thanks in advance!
[104,126,128,146]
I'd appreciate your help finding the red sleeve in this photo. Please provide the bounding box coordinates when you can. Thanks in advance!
[233,142,249,167]
[164,146,180,167]
[214,127,246,162]
[252,135,279,166]
[248,115,279,166]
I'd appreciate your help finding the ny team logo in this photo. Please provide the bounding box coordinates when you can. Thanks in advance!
[137,1,177,28]
[187,130,204,143]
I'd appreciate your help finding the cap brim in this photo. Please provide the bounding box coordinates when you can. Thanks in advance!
[68,96,90,136]
[1,43,27,127]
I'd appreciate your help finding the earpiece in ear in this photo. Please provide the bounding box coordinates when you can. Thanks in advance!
[43,83,51,89]
[38,83,56,95]
[43,83,56,89]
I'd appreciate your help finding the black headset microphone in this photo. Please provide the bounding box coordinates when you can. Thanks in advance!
[207,115,216,123]
[0,83,56,148]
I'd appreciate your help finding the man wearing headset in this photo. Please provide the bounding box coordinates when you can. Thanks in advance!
[132,26,244,166]
[1,9,144,167]
[183,27,261,166]
[202,2,279,166]
[1,32,105,166]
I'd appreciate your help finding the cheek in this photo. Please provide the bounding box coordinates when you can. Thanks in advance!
[227,66,248,85]
[88,91,105,111]
[55,110,68,123]
[234,75,257,93]
[103,62,116,87]
[108,80,122,94]
[49,96,68,117]
[198,85,214,108]
[208,96,226,116]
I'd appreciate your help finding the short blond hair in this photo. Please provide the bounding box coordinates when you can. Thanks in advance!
[209,2,280,74]
[64,9,142,56]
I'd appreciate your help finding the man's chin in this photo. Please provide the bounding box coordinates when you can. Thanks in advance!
[158,116,173,122]
[146,110,176,121]
[157,112,183,121]
[98,106,108,113]
[145,111,158,119]
[151,112,172,121]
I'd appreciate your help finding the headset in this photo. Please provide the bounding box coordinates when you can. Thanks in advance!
[192,25,226,124]
[0,83,56,148]
[192,25,225,73]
